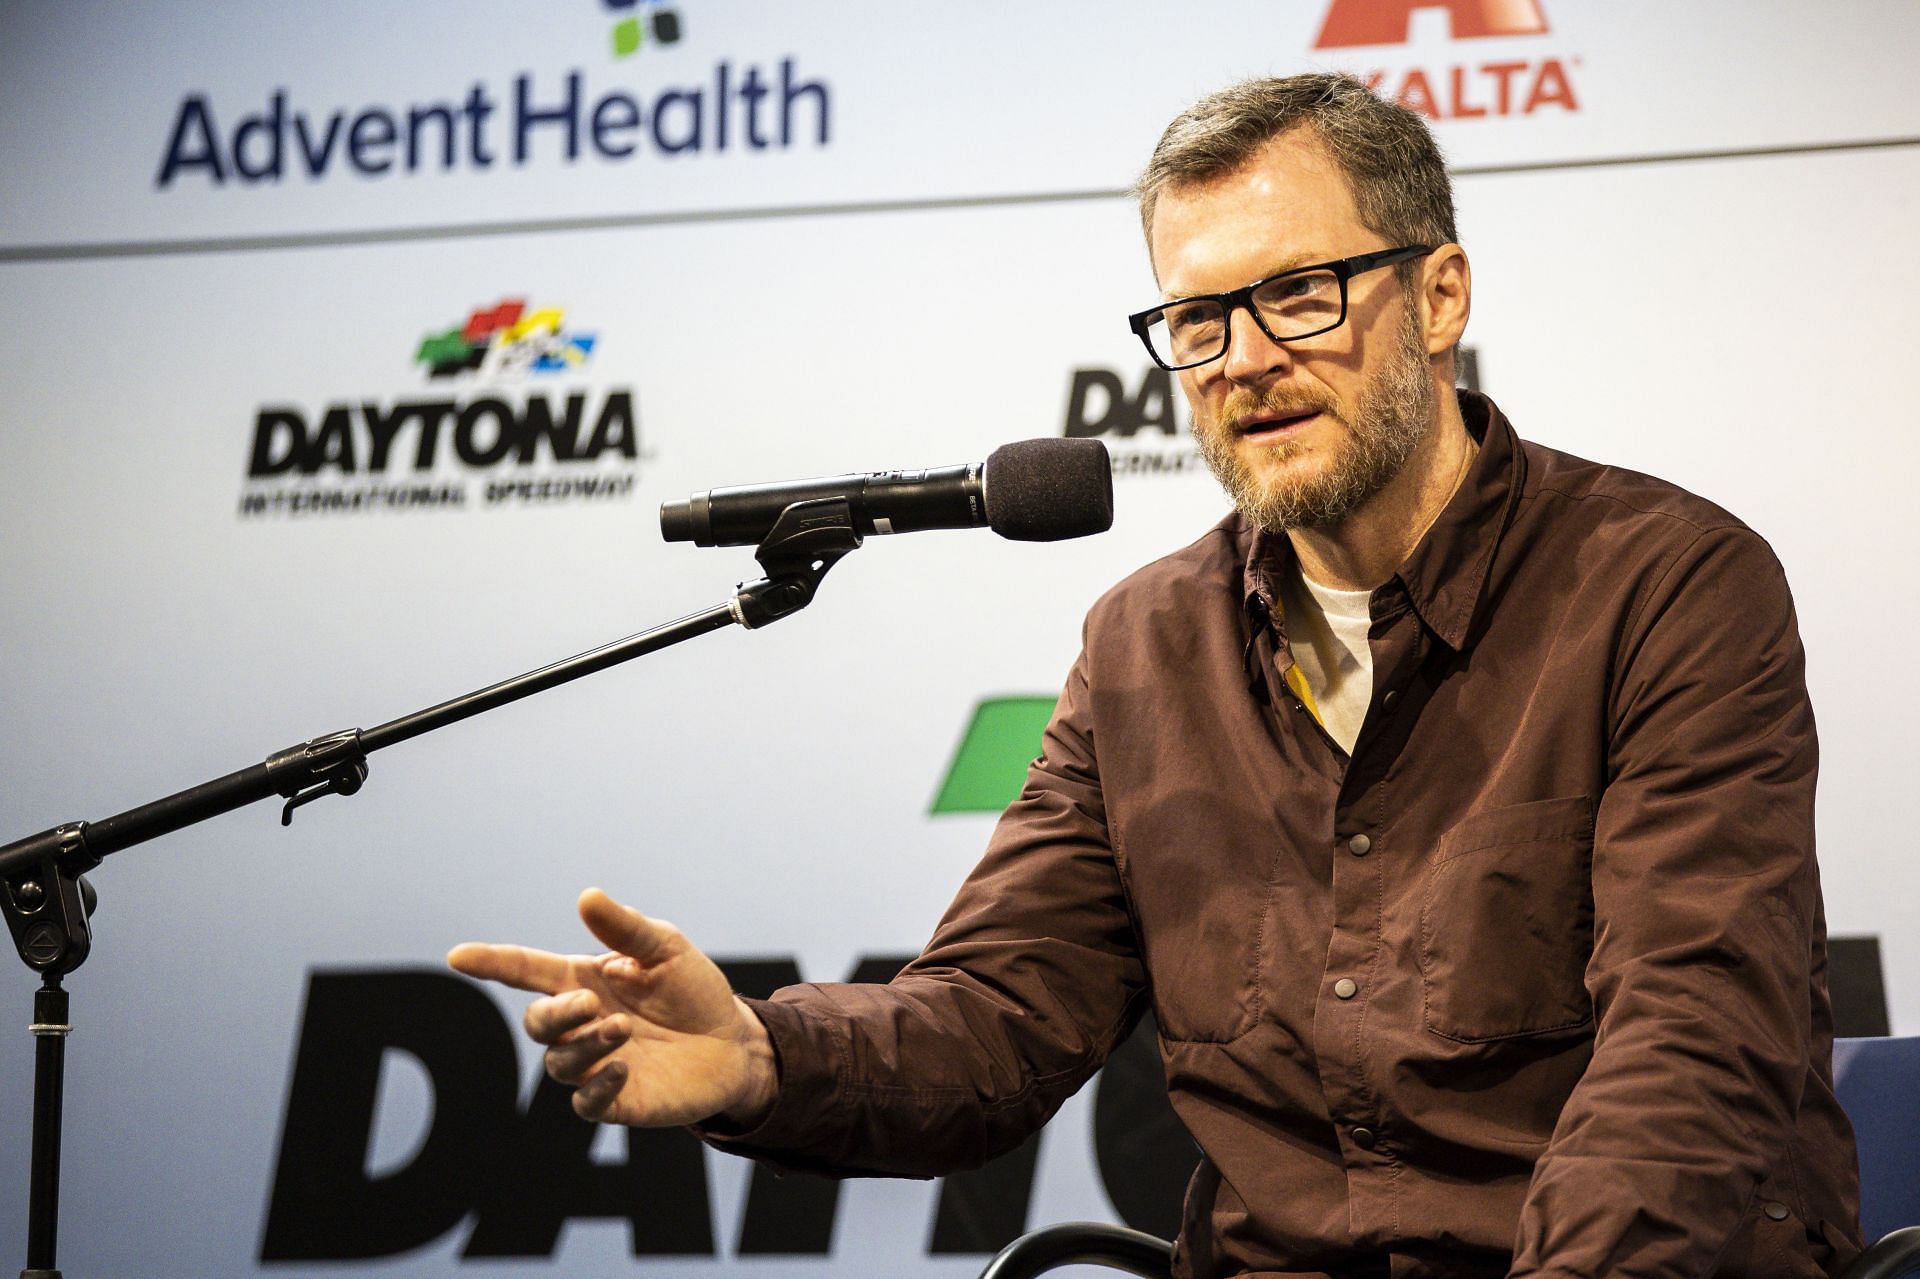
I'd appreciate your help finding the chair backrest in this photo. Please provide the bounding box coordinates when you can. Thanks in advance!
[1834,1035,1920,1244]
[976,1222,1173,1279]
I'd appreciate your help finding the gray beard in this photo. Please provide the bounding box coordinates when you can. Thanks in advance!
[1196,299,1437,531]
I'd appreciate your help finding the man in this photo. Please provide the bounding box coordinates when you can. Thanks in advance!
[450,75,1861,1277]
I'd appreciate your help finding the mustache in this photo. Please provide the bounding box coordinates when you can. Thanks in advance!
[1219,387,1339,432]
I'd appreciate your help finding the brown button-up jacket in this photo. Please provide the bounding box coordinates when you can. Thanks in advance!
[710,392,1862,1278]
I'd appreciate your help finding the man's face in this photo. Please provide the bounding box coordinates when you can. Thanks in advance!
[1148,130,1439,530]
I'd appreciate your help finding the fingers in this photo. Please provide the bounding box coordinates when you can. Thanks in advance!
[572,1058,629,1122]
[524,987,601,1044]
[448,892,680,993]
[447,942,581,993]
[577,887,681,965]
[449,892,699,1128]
[544,1014,629,1084]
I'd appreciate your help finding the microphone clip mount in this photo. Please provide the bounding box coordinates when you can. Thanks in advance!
[267,729,371,826]
[730,497,865,630]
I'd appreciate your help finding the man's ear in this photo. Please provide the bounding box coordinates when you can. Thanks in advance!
[1423,244,1471,358]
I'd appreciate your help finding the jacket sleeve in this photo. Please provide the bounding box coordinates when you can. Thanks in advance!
[1510,525,1825,1278]
[699,650,1150,1177]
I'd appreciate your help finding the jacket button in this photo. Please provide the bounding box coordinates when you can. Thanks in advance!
[1333,978,1358,999]
[1764,1202,1790,1221]
[1382,690,1398,709]
[1350,1127,1377,1150]
[1347,834,1372,856]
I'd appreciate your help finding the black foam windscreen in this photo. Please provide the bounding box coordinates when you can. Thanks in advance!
[983,438,1114,542]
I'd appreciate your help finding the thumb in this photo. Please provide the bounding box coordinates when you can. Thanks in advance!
[577,887,679,965]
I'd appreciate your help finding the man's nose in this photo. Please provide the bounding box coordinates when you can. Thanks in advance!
[1218,304,1292,386]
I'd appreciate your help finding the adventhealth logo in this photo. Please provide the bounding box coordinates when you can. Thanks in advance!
[416,299,596,380]
[1310,0,1578,121]
[155,6,831,190]
[607,0,683,58]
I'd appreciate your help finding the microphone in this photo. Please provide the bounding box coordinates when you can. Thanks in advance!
[659,438,1113,547]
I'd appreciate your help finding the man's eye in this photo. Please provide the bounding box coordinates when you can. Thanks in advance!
[1267,273,1330,301]
[1166,304,1222,336]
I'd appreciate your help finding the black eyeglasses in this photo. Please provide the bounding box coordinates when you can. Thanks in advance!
[1128,245,1433,371]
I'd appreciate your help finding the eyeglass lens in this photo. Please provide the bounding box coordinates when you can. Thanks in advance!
[1144,269,1344,367]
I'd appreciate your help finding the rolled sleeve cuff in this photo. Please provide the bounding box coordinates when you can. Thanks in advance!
[689,994,850,1161]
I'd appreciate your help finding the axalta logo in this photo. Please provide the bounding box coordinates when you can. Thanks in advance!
[1311,0,1578,122]
[1316,0,1549,48]
[238,299,644,519]
[606,0,683,58]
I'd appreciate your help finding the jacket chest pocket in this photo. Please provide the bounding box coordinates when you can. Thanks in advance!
[1418,794,1595,1043]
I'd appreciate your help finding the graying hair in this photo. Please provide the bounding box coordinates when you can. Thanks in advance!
[1136,74,1458,268]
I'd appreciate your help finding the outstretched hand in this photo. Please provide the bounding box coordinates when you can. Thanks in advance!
[448,888,777,1127]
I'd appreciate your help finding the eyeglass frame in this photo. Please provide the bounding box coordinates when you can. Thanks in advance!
[1126,244,1436,372]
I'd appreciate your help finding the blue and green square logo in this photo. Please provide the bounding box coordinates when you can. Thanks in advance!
[605,0,683,58]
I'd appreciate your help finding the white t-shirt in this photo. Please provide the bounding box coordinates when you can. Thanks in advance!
[1280,567,1375,754]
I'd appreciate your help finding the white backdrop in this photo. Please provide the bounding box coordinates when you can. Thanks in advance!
[2,2,1917,1275]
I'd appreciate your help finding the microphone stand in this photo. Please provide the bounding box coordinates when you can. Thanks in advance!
[0,500,864,1279]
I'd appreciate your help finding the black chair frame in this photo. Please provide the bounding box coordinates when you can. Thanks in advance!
[978,1222,1920,1279]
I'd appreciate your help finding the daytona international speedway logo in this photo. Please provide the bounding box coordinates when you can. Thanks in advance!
[238,297,644,518]
[415,299,597,381]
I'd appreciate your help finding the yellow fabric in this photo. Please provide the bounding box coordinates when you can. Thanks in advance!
[1276,599,1325,726]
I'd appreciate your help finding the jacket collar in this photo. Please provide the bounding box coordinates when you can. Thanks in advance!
[1239,389,1522,653]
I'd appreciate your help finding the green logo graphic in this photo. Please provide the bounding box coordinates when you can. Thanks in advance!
[606,0,683,58]
[930,696,1058,815]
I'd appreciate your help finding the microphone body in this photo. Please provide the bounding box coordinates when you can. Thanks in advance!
[663,463,983,546]
[660,439,1112,546]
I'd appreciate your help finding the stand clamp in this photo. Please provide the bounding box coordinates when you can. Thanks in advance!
[730,498,864,630]
[265,729,369,826]
[0,825,99,977]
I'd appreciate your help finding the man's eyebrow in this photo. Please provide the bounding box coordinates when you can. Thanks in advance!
[1257,251,1322,279]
